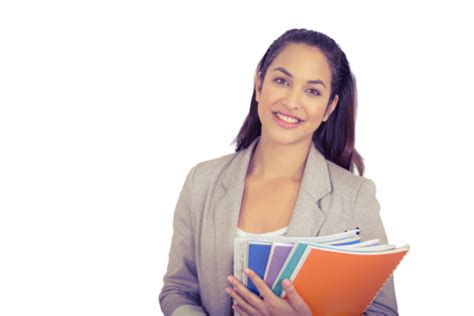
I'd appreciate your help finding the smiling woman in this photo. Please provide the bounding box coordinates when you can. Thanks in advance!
[253,43,340,153]
[159,28,399,316]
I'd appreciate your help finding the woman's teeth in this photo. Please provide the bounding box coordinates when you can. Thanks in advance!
[275,112,301,123]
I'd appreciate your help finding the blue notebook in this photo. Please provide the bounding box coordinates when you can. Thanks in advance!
[246,241,272,295]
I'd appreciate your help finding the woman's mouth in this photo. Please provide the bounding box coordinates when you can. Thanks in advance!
[272,112,304,129]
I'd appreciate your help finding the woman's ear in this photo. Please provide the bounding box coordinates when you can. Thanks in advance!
[322,95,339,122]
[254,71,262,103]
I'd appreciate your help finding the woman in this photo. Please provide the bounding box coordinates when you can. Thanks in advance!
[159,28,398,315]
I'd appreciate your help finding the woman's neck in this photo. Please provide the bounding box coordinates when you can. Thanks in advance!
[247,134,311,182]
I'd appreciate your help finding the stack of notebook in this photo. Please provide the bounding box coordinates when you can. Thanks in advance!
[233,228,409,316]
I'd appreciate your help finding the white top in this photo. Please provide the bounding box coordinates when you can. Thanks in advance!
[236,226,289,237]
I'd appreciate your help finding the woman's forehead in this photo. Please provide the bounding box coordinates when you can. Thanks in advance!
[270,43,332,80]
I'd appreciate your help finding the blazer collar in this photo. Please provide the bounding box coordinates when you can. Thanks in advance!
[213,135,333,313]
[217,135,333,238]
[221,135,332,206]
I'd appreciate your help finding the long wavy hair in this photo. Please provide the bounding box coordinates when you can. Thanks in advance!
[231,28,365,176]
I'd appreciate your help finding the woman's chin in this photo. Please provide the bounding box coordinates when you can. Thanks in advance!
[262,129,307,146]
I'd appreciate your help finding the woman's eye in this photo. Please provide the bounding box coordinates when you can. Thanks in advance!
[307,88,321,96]
[274,77,288,85]
[274,78,320,96]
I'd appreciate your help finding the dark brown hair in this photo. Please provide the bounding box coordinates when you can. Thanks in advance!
[231,28,365,176]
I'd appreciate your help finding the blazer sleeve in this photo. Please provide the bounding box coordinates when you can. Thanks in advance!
[351,178,399,316]
[158,165,208,316]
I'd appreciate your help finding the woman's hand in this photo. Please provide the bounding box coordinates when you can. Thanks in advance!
[226,268,312,316]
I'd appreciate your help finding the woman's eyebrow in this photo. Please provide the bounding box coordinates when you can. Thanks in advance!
[273,66,326,88]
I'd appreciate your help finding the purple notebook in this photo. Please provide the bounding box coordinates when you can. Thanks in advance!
[263,242,293,288]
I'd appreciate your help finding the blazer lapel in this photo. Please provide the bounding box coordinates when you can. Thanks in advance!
[212,137,258,314]
[212,135,333,314]
[285,139,333,236]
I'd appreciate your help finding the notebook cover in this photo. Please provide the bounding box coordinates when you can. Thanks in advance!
[287,246,409,316]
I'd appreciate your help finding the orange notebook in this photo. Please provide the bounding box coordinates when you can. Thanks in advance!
[284,245,409,316]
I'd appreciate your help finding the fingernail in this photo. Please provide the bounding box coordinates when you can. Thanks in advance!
[282,279,291,287]
[227,275,233,282]
[244,268,250,274]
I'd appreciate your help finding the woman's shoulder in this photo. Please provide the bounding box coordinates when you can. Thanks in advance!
[193,151,236,173]
[325,159,376,194]
[185,151,238,185]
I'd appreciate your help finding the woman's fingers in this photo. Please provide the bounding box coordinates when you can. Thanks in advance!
[282,279,312,315]
[243,268,275,301]
[226,286,259,315]
[233,302,250,316]
[227,275,265,311]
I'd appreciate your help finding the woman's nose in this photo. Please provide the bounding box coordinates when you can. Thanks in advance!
[284,87,301,109]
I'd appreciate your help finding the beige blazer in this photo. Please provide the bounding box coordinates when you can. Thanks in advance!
[159,136,398,316]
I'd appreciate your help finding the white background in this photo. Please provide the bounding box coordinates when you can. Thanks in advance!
[1,1,473,315]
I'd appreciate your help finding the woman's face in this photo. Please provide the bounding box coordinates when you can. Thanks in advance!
[255,43,339,146]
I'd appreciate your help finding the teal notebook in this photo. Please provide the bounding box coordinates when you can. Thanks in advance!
[271,242,311,297]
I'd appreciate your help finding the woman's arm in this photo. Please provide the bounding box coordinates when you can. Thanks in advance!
[351,178,399,316]
[158,165,208,316]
